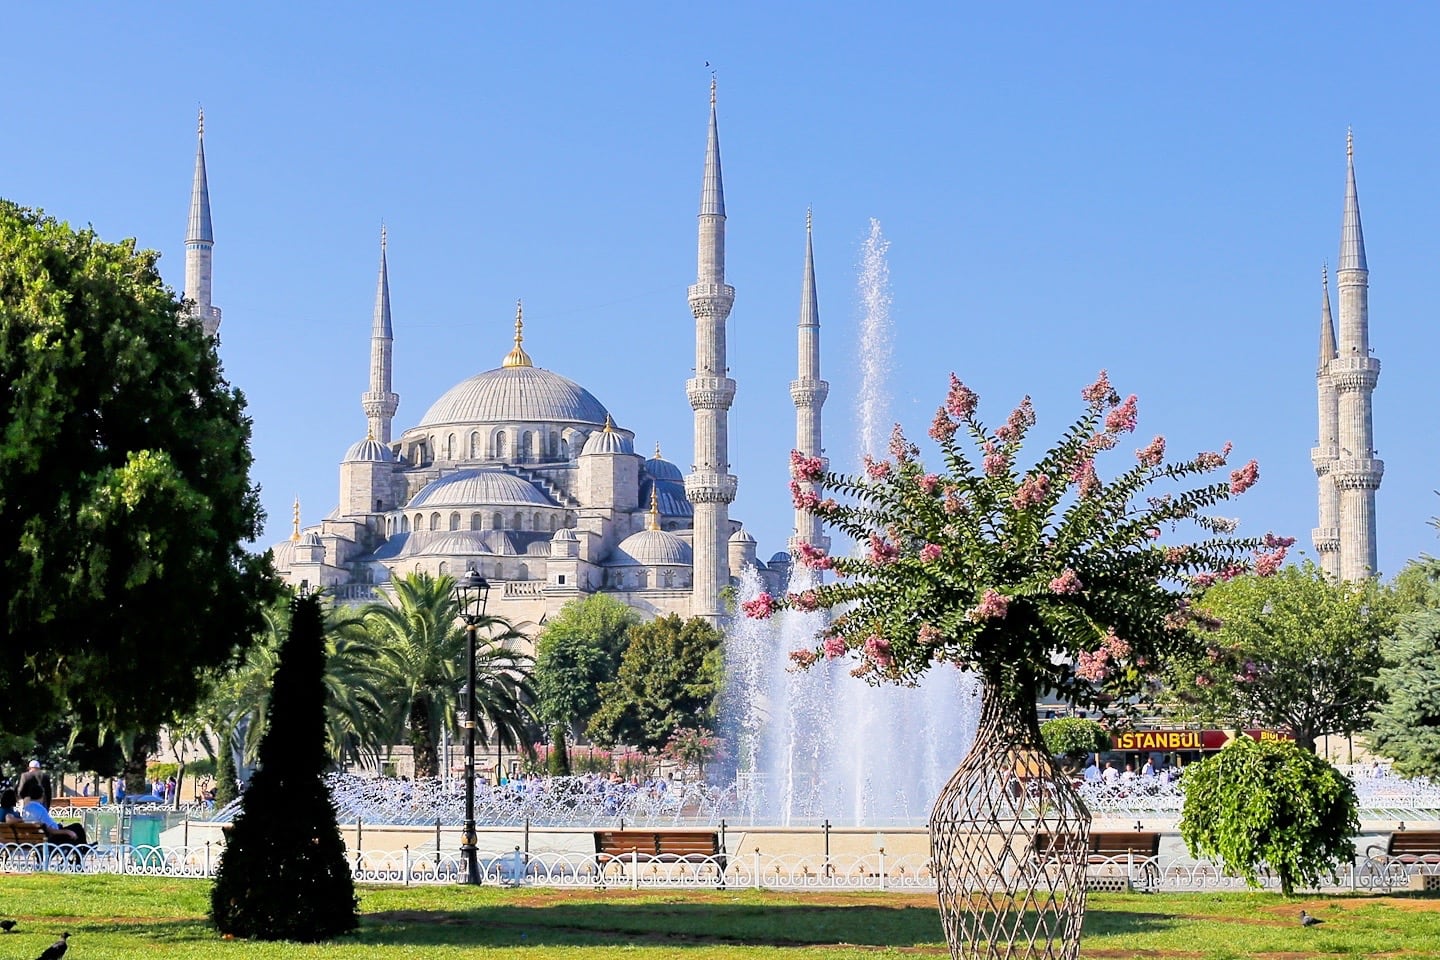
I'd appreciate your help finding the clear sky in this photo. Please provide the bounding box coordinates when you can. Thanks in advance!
[4,3,1437,577]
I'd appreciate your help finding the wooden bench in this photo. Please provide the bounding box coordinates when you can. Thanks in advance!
[594,830,726,878]
[1035,832,1160,889]
[1366,831,1440,866]
[1,822,55,871]
[55,796,100,809]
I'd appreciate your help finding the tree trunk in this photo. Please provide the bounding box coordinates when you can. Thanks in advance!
[123,742,151,796]
[930,679,1090,960]
[548,724,571,776]
[409,698,439,778]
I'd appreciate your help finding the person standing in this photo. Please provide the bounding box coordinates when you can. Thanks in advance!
[17,760,53,809]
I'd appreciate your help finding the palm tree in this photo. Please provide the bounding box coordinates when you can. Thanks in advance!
[362,572,535,779]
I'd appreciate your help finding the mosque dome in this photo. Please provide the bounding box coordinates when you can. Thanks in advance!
[415,531,495,556]
[769,551,793,565]
[610,529,693,567]
[729,529,757,544]
[408,468,554,509]
[642,448,684,481]
[344,436,394,463]
[417,365,610,428]
[581,418,635,456]
[551,528,578,542]
[298,531,324,547]
[269,539,296,568]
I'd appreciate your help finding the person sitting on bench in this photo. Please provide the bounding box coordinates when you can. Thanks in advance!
[17,779,87,846]
[1,787,22,823]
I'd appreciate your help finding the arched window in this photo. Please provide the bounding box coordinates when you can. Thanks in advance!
[470,432,481,458]
[414,513,423,531]
[492,512,503,530]
[512,511,523,530]
[494,431,507,459]
[401,515,410,533]
[550,514,559,531]
[445,434,456,460]
[521,430,534,462]
[470,512,482,530]
[533,512,542,530]
[438,562,449,577]
[449,512,461,531]
[518,563,529,580]
[430,512,441,531]
[559,438,569,460]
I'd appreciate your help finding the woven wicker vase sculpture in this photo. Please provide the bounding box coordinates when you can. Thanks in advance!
[929,683,1091,960]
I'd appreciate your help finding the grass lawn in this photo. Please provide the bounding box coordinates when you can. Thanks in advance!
[2,875,1439,958]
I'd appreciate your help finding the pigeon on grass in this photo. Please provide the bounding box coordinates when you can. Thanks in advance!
[1300,910,1324,927]
[0,919,17,933]
[36,931,68,960]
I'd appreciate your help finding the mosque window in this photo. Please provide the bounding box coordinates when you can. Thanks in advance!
[470,512,482,530]
[518,563,529,579]
[533,512,542,530]
[449,512,461,531]
[513,511,523,530]
[470,432,480,458]
[550,514,559,531]
[494,431,507,459]
[401,516,409,533]
[522,430,534,461]
[559,438,569,460]
[492,512,503,530]
[375,498,384,512]
[557,574,566,586]
[430,513,441,531]
[438,562,449,576]
[414,513,423,530]
[446,434,456,459]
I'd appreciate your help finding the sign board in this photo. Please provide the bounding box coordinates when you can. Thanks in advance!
[1109,729,1292,752]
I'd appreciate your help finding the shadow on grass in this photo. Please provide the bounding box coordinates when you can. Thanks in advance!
[360,901,944,949]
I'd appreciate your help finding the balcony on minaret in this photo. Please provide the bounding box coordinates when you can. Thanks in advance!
[1310,445,1339,467]
[790,378,830,406]
[684,471,738,503]
[1311,527,1341,552]
[1327,355,1380,392]
[686,376,737,409]
[1330,458,1385,490]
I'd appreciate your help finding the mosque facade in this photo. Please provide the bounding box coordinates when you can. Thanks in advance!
[181,89,814,634]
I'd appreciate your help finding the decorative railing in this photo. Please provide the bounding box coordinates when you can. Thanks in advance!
[3,841,1435,894]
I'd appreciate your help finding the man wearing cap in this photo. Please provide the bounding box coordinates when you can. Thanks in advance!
[17,760,53,810]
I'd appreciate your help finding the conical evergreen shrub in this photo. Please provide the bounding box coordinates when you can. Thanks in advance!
[210,593,358,940]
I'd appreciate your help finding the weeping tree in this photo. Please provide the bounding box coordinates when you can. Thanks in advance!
[748,371,1277,960]
[210,592,357,941]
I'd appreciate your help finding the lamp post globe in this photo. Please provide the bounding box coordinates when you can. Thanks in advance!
[451,570,490,885]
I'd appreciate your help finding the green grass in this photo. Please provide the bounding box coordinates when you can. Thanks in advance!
[2,875,1439,958]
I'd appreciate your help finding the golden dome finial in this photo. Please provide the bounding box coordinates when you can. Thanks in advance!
[291,497,301,542]
[502,299,533,368]
[647,487,660,530]
[602,413,614,433]
[654,441,662,459]
[365,427,374,442]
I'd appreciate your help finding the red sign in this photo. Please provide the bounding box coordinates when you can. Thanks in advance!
[1110,729,1292,752]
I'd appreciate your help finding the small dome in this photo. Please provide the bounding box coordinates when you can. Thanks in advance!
[642,453,684,482]
[408,469,553,509]
[269,540,296,569]
[729,529,757,543]
[769,551,793,565]
[416,531,495,556]
[344,437,394,463]
[581,420,635,456]
[610,529,693,567]
[551,528,578,542]
[298,531,323,547]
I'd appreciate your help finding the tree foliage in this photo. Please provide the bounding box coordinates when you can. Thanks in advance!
[587,615,724,751]
[752,370,1276,716]
[1367,544,1440,777]
[1040,717,1110,772]
[533,595,638,774]
[0,202,274,743]
[1160,563,1393,751]
[361,572,534,778]
[210,594,357,940]
[1180,735,1359,896]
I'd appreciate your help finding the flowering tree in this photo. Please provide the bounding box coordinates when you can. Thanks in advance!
[662,726,722,779]
[746,371,1282,960]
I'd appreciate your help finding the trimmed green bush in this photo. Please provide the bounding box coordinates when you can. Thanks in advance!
[1040,717,1110,772]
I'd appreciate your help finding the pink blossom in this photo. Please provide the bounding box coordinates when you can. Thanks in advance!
[1011,472,1051,509]
[1049,568,1083,595]
[1145,528,1161,540]
[1076,649,1110,682]
[1190,571,1218,589]
[919,543,943,563]
[1206,646,1223,663]
[789,479,820,510]
[929,407,958,442]
[868,533,900,565]
[789,449,826,482]
[863,635,894,668]
[1081,370,1116,408]
[1263,533,1297,550]
[1219,564,1246,581]
[983,451,1009,477]
[811,498,840,519]
[742,592,776,620]
[1070,459,1101,498]
[791,589,821,612]
[1194,674,1212,688]
[968,589,1010,621]
[1164,546,1189,565]
[788,649,819,669]
[1085,432,1119,455]
[946,374,979,419]
[1195,441,1233,471]
[863,455,893,480]
[1104,394,1139,434]
[918,623,942,645]
[1136,435,1166,468]
[794,541,834,571]
[943,489,967,514]
[822,635,848,659]
[1100,628,1131,659]
[918,473,941,495]
[1229,459,1259,495]
[1253,548,1286,577]
[889,424,917,462]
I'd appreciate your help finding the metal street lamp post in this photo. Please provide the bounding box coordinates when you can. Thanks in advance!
[453,569,491,885]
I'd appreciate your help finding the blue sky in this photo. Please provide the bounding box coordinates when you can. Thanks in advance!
[3,3,1437,576]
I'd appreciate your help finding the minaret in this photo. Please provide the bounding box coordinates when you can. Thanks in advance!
[684,78,737,623]
[1311,265,1341,578]
[788,209,830,564]
[362,226,400,443]
[185,109,221,337]
[1330,131,1383,579]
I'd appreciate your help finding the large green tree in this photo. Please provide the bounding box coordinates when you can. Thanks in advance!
[587,614,724,751]
[1161,563,1393,751]
[0,202,273,743]
[1367,545,1440,777]
[532,594,638,774]
[362,572,534,778]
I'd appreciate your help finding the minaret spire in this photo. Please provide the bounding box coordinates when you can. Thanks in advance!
[684,78,738,623]
[503,299,533,367]
[362,224,400,443]
[184,108,221,337]
[1311,263,1341,577]
[789,208,830,566]
[1329,131,1383,579]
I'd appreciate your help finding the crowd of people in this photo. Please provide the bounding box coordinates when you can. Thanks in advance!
[0,760,89,847]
